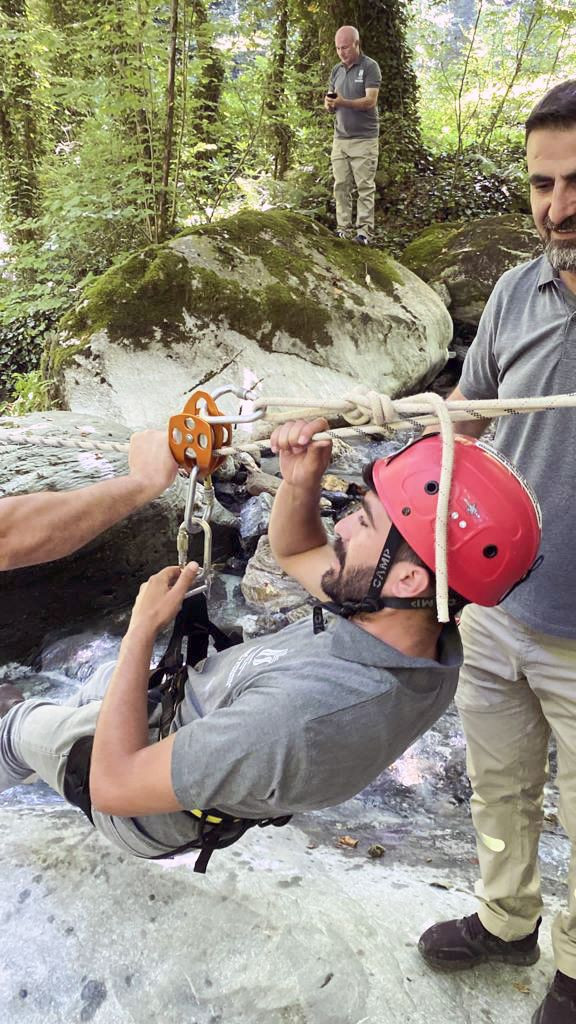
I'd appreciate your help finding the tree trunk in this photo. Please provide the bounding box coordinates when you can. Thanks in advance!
[158,0,179,240]
[0,0,43,241]
[266,0,293,180]
[190,0,225,145]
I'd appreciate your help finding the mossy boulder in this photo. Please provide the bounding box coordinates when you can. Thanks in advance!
[401,214,542,327]
[52,209,452,428]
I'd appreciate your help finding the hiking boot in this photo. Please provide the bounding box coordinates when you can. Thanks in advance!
[418,912,541,971]
[532,972,576,1023]
[354,232,369,245]
[334,229,349,240]
[0,684,24,717]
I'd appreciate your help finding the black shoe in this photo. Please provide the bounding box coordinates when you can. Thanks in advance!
[354,233,369,245]
[334,229,349,239]
[418,912,541,972]
[532,972,576,1023]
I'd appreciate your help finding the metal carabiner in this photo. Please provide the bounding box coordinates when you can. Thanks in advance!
[177,465,213,595]
[195,385,265,425]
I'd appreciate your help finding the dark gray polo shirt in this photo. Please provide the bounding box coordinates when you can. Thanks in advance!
[329,54,381,139]
[460,254,576,637]
[170,615,461,818]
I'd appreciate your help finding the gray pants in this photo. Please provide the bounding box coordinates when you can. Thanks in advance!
[0,662,200,858]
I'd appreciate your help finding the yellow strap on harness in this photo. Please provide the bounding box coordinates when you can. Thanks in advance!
[189,808,227,826]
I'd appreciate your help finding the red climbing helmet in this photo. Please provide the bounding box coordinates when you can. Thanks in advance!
[371,434,542,606]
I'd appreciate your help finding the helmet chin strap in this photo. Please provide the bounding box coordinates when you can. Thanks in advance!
[314,525,426,632]
[313,525,463,633]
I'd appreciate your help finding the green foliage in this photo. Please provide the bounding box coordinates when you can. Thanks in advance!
[0,0,575,403]
[0,369,53,415]
[412,0,576,155]
[0,310,56,393]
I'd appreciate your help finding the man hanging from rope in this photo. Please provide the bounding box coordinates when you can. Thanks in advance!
[0,420,539,872]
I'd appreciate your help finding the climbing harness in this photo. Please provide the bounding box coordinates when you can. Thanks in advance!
[63,590,291,873]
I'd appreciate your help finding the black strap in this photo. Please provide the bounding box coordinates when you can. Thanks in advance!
[147,593,243,739]
[366,524,406,602]
[63,735,95,824]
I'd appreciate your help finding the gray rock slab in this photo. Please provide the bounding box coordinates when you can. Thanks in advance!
[0,801,560,1024]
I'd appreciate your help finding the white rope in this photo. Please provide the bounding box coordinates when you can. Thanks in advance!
[418,393,455,623]
[3,390,576,460]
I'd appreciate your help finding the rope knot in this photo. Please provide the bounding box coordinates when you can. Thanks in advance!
[342,388,396,427]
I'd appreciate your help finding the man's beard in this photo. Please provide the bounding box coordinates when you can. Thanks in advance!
[321,536,374,605]
[542,215,576,273]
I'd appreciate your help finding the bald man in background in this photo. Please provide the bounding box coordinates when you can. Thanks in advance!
[325,25,381,245]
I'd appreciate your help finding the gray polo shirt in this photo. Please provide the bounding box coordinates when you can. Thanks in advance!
[460,254,576,637]
[90,609,460,859]
[329,54,381,139]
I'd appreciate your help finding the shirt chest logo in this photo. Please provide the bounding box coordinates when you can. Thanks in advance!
[226,644,288,688]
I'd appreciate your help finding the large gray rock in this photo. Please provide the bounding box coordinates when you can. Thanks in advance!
[0,412,238,662]
[401,213,542,327]
[47,210,452,430]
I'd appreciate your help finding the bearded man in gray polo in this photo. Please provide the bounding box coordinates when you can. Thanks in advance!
[418,79,576,1024]
[325,25,381,245]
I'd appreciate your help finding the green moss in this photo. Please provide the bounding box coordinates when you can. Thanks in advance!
[401,222,462,278]
[57,209,405,369]
[187,266,331,349]
[315,233,404,295]
[188,267,263,338]
[61,247,192,342]
[262,282,331,348]
[183,209,317,289]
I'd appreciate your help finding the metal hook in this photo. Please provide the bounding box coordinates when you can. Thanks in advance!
[177,465,213,595]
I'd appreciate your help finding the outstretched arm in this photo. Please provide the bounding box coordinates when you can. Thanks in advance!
[268,417,336,600]
[0,429,179,571]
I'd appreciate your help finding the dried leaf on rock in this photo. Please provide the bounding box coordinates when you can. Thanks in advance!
[337,835,359,848]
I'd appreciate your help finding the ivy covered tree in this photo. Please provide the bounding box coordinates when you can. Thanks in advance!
[295,0,422,171]
[0,0,43,241]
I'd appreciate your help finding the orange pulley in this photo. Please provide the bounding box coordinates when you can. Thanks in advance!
[169,389,232,474]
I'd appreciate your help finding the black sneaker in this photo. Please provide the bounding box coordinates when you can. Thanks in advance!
[532,972,576,1023]
[334,229,349,239]
[418,912,541,971]
[354,233,369,245]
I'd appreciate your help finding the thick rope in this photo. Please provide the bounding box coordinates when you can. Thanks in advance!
[4,390,576,459]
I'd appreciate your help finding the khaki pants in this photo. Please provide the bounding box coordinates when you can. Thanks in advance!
[331,137,379,236]
[456,603,576,977]
[0,661,190,858]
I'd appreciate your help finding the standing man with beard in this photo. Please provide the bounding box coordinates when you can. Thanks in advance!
[418,81,576,1024]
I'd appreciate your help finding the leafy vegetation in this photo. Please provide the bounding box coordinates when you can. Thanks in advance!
[0,0,574,407]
